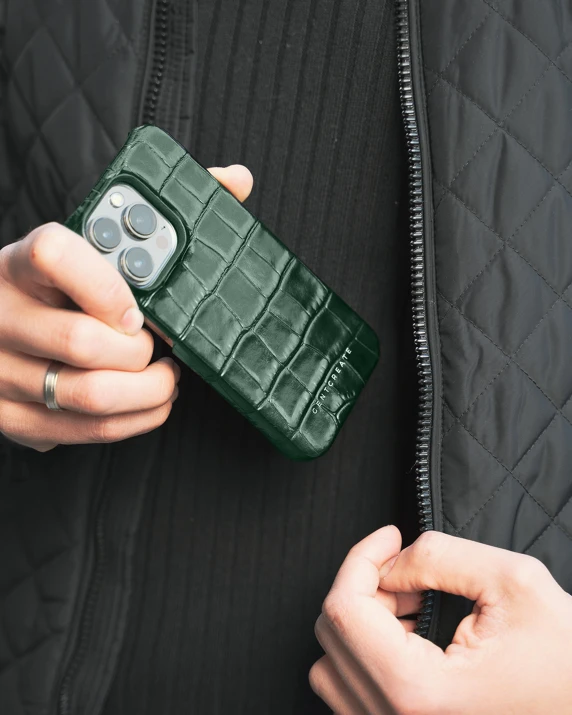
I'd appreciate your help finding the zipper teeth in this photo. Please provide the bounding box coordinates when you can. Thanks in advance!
[142,0,169,124]
[396,0,435,638]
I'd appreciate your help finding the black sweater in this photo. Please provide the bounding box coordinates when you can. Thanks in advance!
[103,1,416,712]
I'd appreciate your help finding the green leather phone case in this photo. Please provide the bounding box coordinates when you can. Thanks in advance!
[66,125,379,460]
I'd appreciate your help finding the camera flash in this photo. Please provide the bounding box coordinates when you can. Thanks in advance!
[156,234,169,250]
[109,192,125,208]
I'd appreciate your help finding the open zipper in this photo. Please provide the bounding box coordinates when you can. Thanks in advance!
[396,0,437,638]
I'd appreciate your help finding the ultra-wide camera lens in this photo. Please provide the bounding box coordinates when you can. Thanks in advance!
[124,203,157,238]
[121,247,154,284]
[89,217,121,251]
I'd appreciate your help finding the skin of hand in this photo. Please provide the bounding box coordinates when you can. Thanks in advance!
[0,164,253,452]
[310,526,572,714]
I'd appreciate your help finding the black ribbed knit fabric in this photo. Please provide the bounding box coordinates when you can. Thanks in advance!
[104,1,416,713]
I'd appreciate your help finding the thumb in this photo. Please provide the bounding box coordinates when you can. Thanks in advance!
[381,531,518,604]
[208,164,254,203]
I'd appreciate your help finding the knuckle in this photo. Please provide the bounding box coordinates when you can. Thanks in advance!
[94,271,130,316]
[414,530,444,561]
[157,368,176,400]
[308,660,327,697]
[61,319,98,366]
[321,593,351,633]
[86,416,123,444]
[70,372,111,415]
[135,330,155,369]
[29,223,68,271]
[506,554,549,590]
[153,401,173,427]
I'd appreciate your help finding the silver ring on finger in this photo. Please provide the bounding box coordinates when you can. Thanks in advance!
[44,360,65,411]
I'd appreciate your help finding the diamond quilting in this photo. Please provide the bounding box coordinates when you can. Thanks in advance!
[506,65,572,176]
[420,0,572,639]
[420,0,491,76]
[41,0,125,78]
[458,247,558,354]
[514,414,572,515]
[442,11,548,120]
[441,423,509,530]
[439,303,508,418]
[510,184,572,295]
[433,192,503,304]
[493,0,572,60]
[461,362,555,470]
[459,475,553,553]
[526,525,572,587]
[452,131,554,240]
[0,0,161,710]
[427,81,497,186]
[11,30,76,128]
[515,301,572,407]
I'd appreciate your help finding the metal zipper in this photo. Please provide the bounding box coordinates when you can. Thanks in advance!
[396,0,436,638]
[142,0,170,124]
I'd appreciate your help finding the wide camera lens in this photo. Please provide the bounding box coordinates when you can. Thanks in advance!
[89,218,121,251]
[121,247,154,284]
[124,203,157,238]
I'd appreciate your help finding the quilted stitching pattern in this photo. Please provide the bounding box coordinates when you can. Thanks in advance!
[420,0,572,596]
[0,446,102,715]
[0,0,143,245]
[66,126,379,460]
[0,2,148,712]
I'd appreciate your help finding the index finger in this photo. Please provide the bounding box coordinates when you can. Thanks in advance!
[6,223,144,335]
[330,525,403,599]
[322,527,443,682]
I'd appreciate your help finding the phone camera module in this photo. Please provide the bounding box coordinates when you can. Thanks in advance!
[120,247,154,284]
[89,217,122,252]
[124,203,157,238]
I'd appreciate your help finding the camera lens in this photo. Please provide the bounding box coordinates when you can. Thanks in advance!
[124,203,157,238]
[89,218,122,251]
[121,247,154,284]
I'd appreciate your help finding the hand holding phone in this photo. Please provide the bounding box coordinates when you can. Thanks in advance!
[66,125,379,459]
[0,166,250,452]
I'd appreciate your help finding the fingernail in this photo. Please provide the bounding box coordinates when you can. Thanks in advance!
[173,362,181,382]
[120,306,144,336]
[379,556,398,580]
[170,385,179,402]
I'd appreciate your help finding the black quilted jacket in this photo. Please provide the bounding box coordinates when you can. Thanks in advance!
[1,0,572,713]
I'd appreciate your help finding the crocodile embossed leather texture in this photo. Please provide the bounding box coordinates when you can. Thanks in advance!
[66,125,379,460]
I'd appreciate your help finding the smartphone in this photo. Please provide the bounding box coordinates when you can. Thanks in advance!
[66,125,379,460]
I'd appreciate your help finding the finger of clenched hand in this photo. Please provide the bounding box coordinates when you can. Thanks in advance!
[2,223,144,335]
[309,655,370,715]
[0,289,154,371]
[380,530,553,610]
[317,527,446,713]
[0,396,176,448]
[0,349,180,415]
[208,165,253,203]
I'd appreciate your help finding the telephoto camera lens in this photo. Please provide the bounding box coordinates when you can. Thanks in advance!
[121,247,154,284]
[89,218,122,251]
[124,203,157,238]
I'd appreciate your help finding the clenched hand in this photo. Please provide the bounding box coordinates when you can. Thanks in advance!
[0,164,253,451]
[310,526,572,714]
